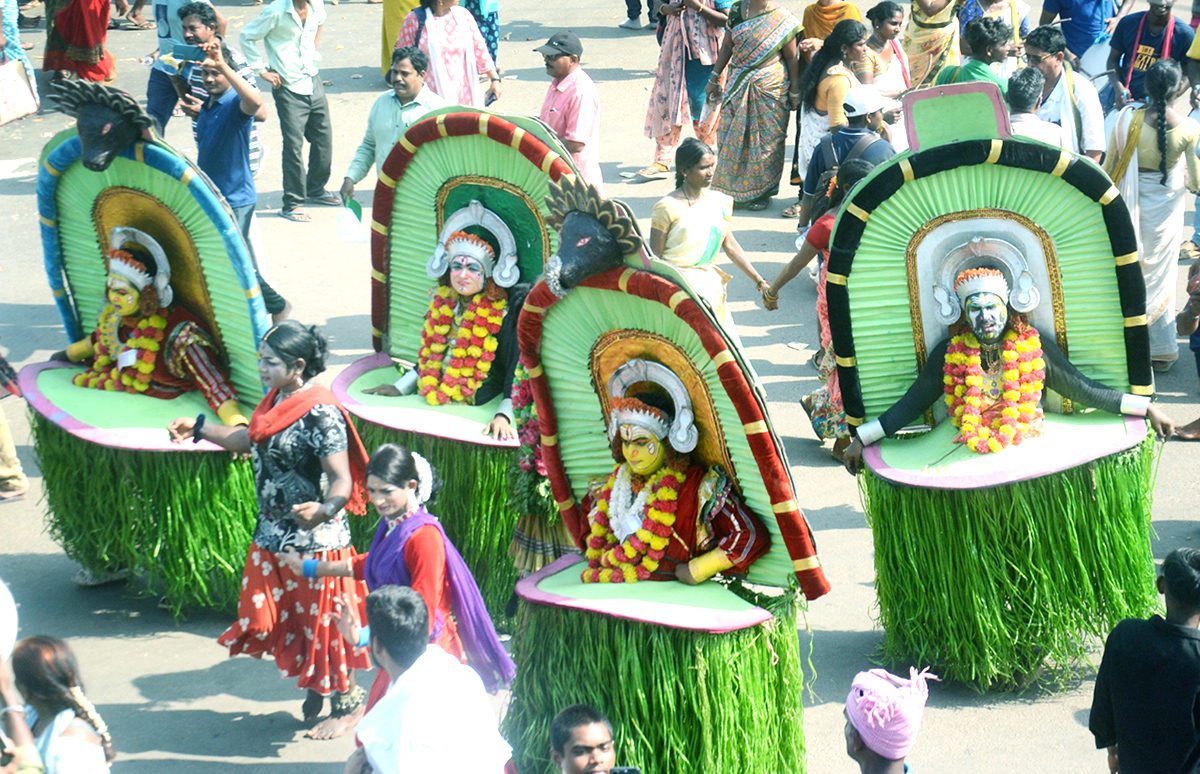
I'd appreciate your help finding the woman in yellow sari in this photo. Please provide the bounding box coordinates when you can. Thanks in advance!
[903,0,960,88]
[650,138,769,337]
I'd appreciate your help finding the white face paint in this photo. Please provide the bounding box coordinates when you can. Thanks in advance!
[965,292,1008,345]
[449,255,486,296]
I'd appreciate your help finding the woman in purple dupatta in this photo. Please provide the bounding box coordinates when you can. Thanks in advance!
[280,443,513,712]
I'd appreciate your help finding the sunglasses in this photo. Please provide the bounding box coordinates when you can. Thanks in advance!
[543,52,568,60]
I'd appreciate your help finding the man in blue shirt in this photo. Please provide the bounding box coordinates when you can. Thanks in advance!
[1106,0,1193,105]
[188,39,291,321]
[1039,0,1136,63]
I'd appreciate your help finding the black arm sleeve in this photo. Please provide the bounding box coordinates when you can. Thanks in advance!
[1088,626,1120,750]
[1040,336,1124,415]
[875,338,952,438]
[474,282,530,408]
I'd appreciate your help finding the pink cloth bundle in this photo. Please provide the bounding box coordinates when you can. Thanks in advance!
[845,667,939,759]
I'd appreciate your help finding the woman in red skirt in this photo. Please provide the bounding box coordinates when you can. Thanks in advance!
[169,320,371,740]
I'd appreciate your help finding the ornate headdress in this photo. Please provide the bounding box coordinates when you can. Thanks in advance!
[931,237,1040,325]
[105,226,173,307]
[606,359,698,453]
[427,200,521,287]
[953,268,1009,307]
[543,176,644,297]
[443,232,496,276]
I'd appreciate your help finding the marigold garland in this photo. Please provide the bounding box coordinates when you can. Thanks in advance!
[417,286,506,406]
[943,325,1046,454]
[73,304,168,393]
[583,459,687,583]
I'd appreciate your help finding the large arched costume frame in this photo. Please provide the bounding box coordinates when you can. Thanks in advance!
[330,108,578,620]
[828,83,1159,689]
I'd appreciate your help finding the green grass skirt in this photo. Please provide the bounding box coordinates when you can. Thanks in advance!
[502,601,806,774]
[353,420,520,627]
[862,436,1159,690]
[31,413,257,615]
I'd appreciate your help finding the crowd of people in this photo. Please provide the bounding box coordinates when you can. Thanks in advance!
[8,0,1200,770]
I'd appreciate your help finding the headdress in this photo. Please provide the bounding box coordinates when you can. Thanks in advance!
[106,226,173,306]
[931,237,1040,325]
[543,176,644,297]
[427,200,520,287]
[606,359,698,453]
[953,267,1009,307]
[845,667,939,760]
[444,232,496,276]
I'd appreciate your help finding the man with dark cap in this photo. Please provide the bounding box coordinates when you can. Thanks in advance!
[536,31,604,195]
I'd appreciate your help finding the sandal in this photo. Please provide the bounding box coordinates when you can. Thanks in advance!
[280,208,313,222]
[124,15,155,29]
[308,190,342,206]
[635,163,669,180]
[744,197,770,211]
[782,202,802,218]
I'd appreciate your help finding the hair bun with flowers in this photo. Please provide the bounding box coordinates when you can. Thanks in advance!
[411,451,433,504]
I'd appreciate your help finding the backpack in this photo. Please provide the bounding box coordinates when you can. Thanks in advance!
[810,132,882,223]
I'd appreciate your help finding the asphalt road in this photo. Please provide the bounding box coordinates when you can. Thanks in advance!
[2,0,1199,771]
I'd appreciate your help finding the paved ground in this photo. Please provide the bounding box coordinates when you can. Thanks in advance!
[2,0,1199,770]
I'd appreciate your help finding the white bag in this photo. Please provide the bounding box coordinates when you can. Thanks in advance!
[0,54,38,127]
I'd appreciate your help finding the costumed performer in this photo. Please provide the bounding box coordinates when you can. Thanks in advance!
[844,667,938,772]
[167,321,373,740]
[843,255,1174,472]
[581,358,770,585]
[649,138,769,340]
[56,227,248,427]
[10,636,114,774]
[363,226,529,440]
[278,442,514,717]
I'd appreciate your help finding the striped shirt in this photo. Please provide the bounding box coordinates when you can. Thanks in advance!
[184,43,264,176]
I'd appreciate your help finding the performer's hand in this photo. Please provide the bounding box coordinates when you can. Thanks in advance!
[167,416,197,443]
[362,384,401,396]
[291,501,327,528]
[339,177,355,202]
[1107,745,1120,773]
[331,592,361,647]
[278,547,304,576]
[675,562,699,585]
[1147,404,1174,441]
[484,415,515,440]
[843,438,865,474]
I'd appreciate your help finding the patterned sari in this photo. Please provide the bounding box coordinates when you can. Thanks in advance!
[903,0,958,89]
[712,2,801,203]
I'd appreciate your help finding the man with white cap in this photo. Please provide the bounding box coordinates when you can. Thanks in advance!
[536,31,604,195]
[844,667,937,772]
[793,84,895,232]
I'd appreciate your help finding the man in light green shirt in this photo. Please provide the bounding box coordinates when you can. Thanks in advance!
[241,0,340,222]
[340,47,447,202]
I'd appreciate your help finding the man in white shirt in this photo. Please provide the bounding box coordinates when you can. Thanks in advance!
[1026,25,1105,161]
[343,586,511,774]
[241,0,340,222]
[340,46,447,203]
[1007,67,1067,147]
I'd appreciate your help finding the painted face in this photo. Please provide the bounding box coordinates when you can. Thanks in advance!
[550,722,615,774]
[390,57,424,102]
[180,14,215,44]
[619,424,667,476]
[257,341,303,391]
[845,34,870,62]
[876,10,903,39]
[449,255,486,296]
[366,474,418,520]
[683,153,716,190]
[965,292,1008,345]
[106,275,141,317]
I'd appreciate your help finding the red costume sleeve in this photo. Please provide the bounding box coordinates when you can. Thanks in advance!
[167,320,240,412]
[703,476,771,574]
[404,525,449,636]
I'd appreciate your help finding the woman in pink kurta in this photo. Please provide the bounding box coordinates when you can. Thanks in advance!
[396,0,500,107]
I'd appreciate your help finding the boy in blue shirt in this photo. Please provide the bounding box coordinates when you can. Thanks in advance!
[187,39,290,321]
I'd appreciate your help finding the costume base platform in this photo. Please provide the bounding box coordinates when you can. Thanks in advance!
[333,353,520,625]
[503,556,806,773]
[22,362,257,615]
[863,418,1159,690]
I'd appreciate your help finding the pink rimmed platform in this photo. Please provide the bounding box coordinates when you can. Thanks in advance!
[864,412,1147,490]
[516,554,774,633]
[330,352,518,448]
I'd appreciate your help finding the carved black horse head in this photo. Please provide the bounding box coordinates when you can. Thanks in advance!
[51,81,155,172]
[543,177,643,297]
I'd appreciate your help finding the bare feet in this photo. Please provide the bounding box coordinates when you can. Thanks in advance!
[301,689,324,723]
[306,702,365,740]
[1176,418,1200,440]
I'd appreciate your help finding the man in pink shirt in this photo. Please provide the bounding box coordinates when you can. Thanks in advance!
[536,31,605,196]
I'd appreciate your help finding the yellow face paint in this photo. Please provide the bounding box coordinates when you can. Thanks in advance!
[106,275,141,317]
[619,424,667,476]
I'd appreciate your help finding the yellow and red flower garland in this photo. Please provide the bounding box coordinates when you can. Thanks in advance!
[73,304,168,393]
[417,286,506,406]
[583,459,688,583]
[943,325,1045,454]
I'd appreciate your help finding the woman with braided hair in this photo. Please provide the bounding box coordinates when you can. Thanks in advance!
[10,636,113,773]
[1104,58,1200,373]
